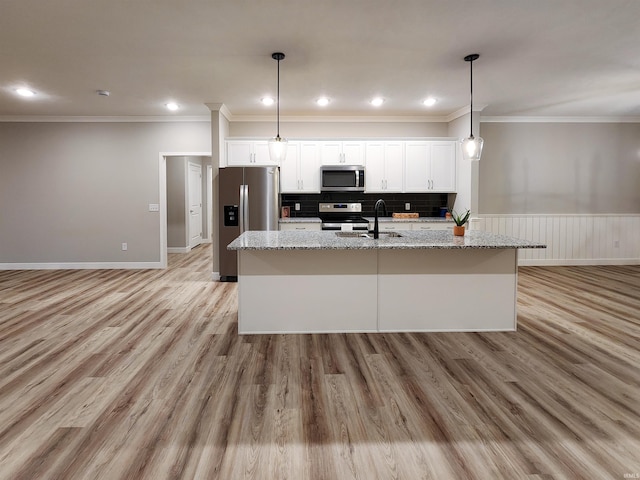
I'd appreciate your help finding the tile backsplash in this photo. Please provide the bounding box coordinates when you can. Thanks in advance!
[281,192,453,218]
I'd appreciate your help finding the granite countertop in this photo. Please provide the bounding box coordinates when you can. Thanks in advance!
[228,230,546,251]
[278,216,451,223]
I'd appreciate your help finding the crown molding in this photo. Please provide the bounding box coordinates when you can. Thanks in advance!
[481,115,640,123]
[205,103,232,121]
[0,115,211,123]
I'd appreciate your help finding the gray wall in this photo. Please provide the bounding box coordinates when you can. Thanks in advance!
[0,121,210,263]
[229,121,448,138]
[480,122,640,214]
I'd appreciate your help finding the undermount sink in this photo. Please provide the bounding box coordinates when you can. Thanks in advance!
[335,231,403,239]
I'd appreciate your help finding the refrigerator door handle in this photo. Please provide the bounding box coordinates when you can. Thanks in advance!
[239,184,249,233]
[243,184,249,231]
[239,184,246,233]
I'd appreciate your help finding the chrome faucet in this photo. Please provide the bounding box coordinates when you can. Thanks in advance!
[373,199,387,239]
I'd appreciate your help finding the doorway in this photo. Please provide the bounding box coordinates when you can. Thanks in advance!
[165,155,212,255]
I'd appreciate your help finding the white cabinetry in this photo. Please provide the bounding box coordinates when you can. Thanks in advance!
[225,138,456,192]
[280,142,321,193]
[279,222,322,231]
[368,221,454,231]
[404,141,456,192]
[364,142,404,192]
[319,141,365,165]
[376,222,414,232]
[226,140,278,167]
[411,222,454,231]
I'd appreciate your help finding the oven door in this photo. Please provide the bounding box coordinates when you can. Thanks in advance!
[320,166,365,192]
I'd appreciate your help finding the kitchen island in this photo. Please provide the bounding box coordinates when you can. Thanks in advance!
[227,230,545,334]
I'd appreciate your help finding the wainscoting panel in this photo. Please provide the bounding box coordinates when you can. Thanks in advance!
[473,214,640,265]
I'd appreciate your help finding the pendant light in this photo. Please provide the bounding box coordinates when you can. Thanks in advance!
[460,53,484,161]
[268,52,288,162]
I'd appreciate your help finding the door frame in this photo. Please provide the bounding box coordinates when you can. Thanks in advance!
[159,152,211,269]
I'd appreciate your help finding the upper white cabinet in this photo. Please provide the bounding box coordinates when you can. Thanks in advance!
[226,140,278,167]
[319,141,365,165]
[280,141,321,193]
[225,138,457,193]
[404,141,456,192]
[365,142,404,192]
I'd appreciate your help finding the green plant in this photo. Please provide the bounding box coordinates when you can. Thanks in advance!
[450,209,471,226]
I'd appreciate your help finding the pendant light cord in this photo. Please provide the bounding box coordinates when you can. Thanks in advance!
[464,53,479,139]
[276,56,280,139]
[469,58,473,138]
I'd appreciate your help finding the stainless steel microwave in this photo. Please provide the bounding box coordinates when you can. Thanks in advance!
[320,165,365,192]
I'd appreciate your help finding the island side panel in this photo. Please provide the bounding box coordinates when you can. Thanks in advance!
[377,248,518,332]
[237,249,378,334]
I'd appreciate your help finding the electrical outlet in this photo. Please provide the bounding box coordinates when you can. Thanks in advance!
[121,243,128,251]
[405,203,411,211]
[148,203,159,212]
[295,203,301,211]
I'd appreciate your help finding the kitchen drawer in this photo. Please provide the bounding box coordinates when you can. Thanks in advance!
[412,223,453,231]
[279,223,322,231]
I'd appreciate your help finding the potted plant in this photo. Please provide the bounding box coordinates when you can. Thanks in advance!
[450,209,470,236]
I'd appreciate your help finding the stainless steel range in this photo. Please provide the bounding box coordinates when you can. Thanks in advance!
[318,202,370,231]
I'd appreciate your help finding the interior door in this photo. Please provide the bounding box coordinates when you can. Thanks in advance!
[188,162,203,248]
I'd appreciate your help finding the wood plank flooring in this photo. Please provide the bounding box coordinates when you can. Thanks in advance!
[1,246,639,479]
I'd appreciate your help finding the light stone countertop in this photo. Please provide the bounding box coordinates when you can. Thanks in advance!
[228,230,546,251]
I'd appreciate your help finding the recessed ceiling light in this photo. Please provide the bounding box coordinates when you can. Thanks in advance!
[16,88,36,97]
[422,97,437,107]
[316,97,330,107]
[261,97,275,106]
[370,97,384,107]
[165,102,179,111]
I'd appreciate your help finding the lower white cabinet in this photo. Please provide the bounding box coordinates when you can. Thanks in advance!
[279,222,322,231]
[370,222,413,231]
[369,222,454,231]
[412,222,454,231]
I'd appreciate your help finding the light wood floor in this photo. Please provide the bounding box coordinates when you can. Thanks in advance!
[1,246,639,480]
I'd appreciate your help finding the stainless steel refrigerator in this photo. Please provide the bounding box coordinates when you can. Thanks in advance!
[218,166,280,281]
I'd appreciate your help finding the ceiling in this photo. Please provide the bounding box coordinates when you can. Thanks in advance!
[1,0,639,120]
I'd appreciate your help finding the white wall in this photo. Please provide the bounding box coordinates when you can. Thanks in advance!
[0,121,210,268]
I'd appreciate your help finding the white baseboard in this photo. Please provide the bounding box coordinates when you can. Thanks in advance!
[0,262,164,270]
[518,258,640,266]
[211,271,220,281]
[167,247,191,254]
